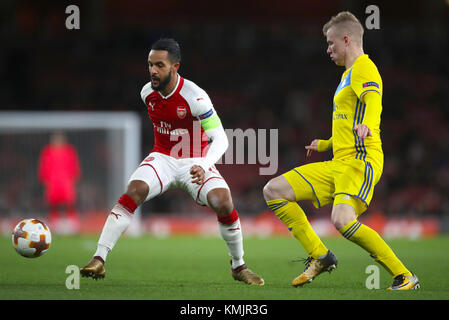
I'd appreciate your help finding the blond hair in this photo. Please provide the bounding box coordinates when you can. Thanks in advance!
[322,11,364,46]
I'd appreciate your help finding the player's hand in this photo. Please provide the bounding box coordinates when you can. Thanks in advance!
[305,139,319,157]
[190,165,205,185]
[353,124,372,141]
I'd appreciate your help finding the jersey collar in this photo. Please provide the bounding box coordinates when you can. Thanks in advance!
[353,54,369,66]
[159,73,182,100]
[343,54,368,77]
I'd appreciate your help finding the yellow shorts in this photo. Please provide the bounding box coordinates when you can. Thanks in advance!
[282,158,382,216]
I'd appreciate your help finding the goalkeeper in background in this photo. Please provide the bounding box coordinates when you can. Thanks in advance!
[38,131,81,234]
[263,11,419,290]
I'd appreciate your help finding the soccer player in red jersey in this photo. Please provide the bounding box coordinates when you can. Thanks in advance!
[38,131,81,233]
[81,38,264,285]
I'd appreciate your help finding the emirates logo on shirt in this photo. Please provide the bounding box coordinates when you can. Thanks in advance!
[177,106,187,119]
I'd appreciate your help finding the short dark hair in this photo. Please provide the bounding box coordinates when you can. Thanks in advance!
[151,38,181,63]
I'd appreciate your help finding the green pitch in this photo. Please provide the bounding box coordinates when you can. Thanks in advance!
[1,234,448,300]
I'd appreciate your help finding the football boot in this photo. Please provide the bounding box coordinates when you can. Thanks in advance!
[80,257,105,280]
[387,273,420,290]
[292,250,338,287]
[232,263,264,285]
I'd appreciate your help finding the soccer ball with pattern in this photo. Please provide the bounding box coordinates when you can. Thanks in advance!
[12,219,52,258]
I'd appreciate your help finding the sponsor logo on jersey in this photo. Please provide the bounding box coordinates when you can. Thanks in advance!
[333,113,348,120]
[177,106,187,119]
[362,81,379,88]
[154,124,189,135]
[170,128,189,135]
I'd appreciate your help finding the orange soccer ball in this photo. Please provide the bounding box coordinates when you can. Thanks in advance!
[12,219,52,258]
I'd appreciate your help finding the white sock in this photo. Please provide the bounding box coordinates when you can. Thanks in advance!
[218,219,245,269]
[94,244,110,262]
[94,204,132,262]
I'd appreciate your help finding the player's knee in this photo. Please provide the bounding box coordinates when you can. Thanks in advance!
[263,177,294,201]
[125,180,149,206]
[331,204,356,230]
[331,215,346,231]
[263,180,279,201]
[207,189,233,217]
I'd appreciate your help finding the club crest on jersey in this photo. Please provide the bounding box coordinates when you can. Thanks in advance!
[177,106,187,119]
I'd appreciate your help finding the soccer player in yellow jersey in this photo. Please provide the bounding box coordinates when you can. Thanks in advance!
[263,11,419,290]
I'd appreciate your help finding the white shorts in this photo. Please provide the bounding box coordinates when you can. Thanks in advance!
[128,152,230,206]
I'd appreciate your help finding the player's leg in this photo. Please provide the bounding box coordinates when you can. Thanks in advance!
[206,187,264,285]
[62,190,80,234]
[332,199,419,289]
[62,204,81,234]
[81,153,170,279]
[48,204,60,232]
[46,187,62,233]
[332,200,418,290]
[64,189,80,233]
[263,162,335,260]
[263,174,329,260]
[263,162,337,286]
[332,159,419,290]
[80,180,147,279]
[93,180,148,262]
[207,188,243,269]
[186,165,263,285]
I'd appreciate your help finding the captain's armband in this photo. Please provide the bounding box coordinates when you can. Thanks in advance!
[200,112,222,131]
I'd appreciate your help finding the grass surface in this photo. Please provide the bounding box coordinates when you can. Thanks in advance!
[1,234,448,300]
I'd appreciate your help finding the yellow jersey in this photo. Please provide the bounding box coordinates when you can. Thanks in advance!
[322,54,384,169]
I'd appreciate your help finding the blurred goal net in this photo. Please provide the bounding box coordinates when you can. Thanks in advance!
[0,111,142,235]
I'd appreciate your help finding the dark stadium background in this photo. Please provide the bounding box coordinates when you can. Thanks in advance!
[1,0,448,235]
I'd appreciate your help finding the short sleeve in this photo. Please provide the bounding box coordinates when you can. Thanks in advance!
[180,78,215,118]
[350,62,382,101]
[140,82,153,104]
[190,92,222,131]
[190,92,214,118]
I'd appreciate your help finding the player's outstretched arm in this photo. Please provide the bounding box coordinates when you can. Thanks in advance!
[305,137,333,157]
[190,113,229,185]
[188,87,229,184]
[305,139,320,157]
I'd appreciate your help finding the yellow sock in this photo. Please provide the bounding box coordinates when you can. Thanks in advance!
[267,199,328,259]
[339,219,412,277]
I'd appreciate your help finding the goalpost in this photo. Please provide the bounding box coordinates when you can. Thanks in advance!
[0,111,142,235]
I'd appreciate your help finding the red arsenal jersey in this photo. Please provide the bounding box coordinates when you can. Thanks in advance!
[141,75,216,158]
